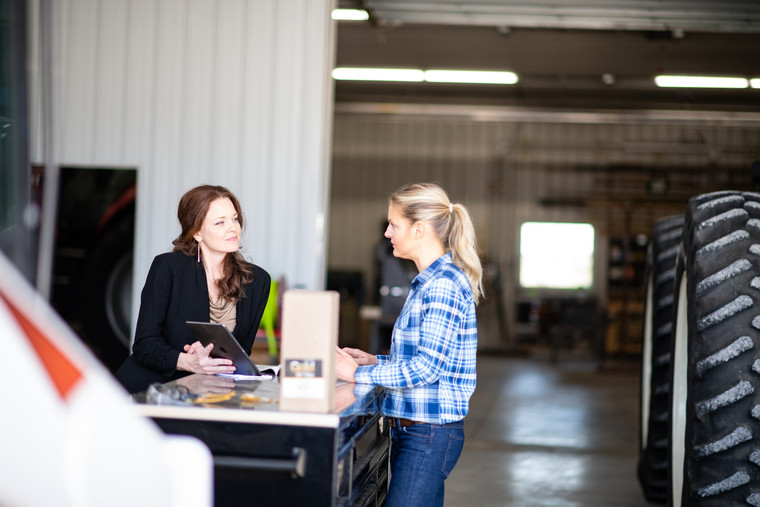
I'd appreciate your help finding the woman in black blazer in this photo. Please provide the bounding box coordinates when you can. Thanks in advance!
[116,185,270,393]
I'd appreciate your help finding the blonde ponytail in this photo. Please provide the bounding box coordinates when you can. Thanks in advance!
[389,183,483,303]
[449,203,483,302]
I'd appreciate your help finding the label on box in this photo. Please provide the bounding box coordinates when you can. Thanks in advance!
[281,359,325,399]
[283,359,323,378]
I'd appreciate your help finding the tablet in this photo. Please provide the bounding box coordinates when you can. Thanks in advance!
[185,321,262,376]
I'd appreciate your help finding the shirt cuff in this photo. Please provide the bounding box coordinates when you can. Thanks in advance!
[354,365,374,384]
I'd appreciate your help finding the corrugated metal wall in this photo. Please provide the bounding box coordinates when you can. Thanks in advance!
[29,0,336,333]
[329,109,760,348]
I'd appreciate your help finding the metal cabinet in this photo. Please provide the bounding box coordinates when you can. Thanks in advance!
[136,376,388,506]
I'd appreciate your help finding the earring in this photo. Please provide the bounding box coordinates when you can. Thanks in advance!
[197,244,201,263]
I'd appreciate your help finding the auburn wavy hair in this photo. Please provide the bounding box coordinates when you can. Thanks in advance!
[172,185,255,301]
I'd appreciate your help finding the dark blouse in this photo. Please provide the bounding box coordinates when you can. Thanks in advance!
[115,251,270,393]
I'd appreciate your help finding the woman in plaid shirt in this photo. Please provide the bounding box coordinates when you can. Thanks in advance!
[337,182,482,507]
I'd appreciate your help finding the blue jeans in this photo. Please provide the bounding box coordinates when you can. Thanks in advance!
[386,420,465,507]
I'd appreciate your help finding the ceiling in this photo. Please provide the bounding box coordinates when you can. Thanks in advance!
[334,0,760,112]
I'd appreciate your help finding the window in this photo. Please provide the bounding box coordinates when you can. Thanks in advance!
[519,222,595,289]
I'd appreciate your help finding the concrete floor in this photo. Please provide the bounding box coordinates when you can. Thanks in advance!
[444,352,653,507]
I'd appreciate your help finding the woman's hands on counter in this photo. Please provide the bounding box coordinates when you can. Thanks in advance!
[177,341,236,375]
[335,346,378,382]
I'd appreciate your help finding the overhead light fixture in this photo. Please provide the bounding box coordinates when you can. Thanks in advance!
[332,67,518,85]
[654,75,749,89]
[424,70,518,84]
[332,67,424,82]
[331,9,369,21]
[751,79,760,89]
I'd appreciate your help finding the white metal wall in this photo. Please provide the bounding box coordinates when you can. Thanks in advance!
[29,0,336,331]
[329,110,760,348]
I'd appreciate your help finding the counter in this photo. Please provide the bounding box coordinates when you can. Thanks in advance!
[135,374,389,506]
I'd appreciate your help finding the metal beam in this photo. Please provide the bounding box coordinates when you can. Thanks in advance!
[364,0,760,33]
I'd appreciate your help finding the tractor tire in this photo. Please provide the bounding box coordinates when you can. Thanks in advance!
[639,214,683,503]
[81,210,134,372]
[670,191,760,506]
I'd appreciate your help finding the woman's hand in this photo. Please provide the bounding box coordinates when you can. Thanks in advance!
[335,347,359,382]
[336,346,379,382]
[340,347,378,366]
[183,341,204,354]
[177,342,236,375]
[335,347,378,382]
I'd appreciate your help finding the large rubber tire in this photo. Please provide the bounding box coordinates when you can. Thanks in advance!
[669,191,760,506]
[81,210,134,373]
[639,215,683,503]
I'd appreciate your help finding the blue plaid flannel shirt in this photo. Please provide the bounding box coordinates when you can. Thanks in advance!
[354,253,477,424]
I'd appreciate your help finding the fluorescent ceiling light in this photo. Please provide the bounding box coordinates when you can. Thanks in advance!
[424,69,518,84]
[751,78,760,89]
[331,9,369,21]
[332,67,518,85]
[332,67,424,82]
[654,75,748,89]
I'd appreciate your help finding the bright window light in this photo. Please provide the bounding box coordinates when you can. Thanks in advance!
[751,78,760,89]
[331,9,369,21]
[654,75,749,89]
[424,70,518,84]
[332,67,425,82]
[519,222,595,289]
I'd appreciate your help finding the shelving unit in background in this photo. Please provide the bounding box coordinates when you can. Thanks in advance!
[605,235,648,355]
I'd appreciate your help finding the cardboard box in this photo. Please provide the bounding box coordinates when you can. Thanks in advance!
[279,290,340,413]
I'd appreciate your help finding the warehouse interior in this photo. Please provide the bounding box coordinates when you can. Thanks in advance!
[3,1,760,505]
[328,0,760,359]
[325,2,760,506]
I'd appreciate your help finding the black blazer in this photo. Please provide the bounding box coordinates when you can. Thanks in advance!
[115,251,270,393]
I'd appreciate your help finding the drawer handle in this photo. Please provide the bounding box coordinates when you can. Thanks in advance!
[214,447,307,478]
